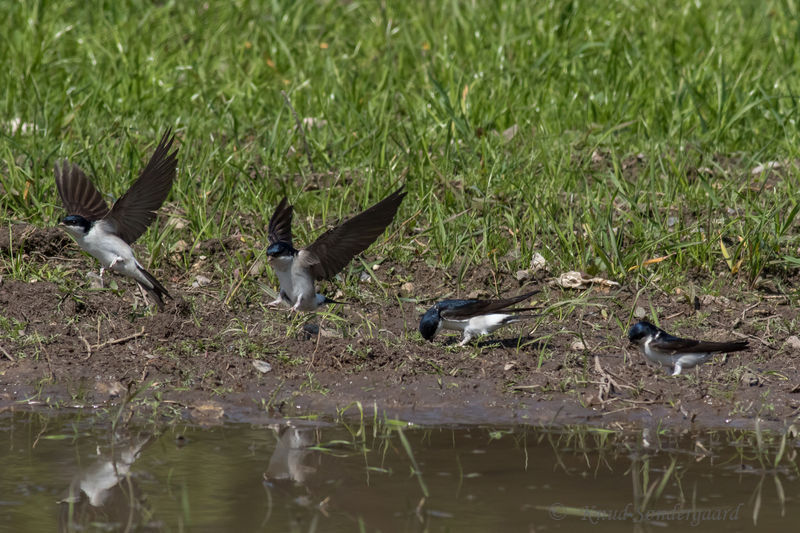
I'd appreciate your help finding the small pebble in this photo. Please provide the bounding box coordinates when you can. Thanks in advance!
[570,339,587,351]
[740,371,760,387]
[171,239,189,253]
[87,272,104,289]
[514,269,530,281]
[530,252,547,271]
[252,360,272,373]
[192,275,211,288]
[786,336,800,351]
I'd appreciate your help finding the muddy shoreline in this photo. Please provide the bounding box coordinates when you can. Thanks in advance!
[1,224,799,431]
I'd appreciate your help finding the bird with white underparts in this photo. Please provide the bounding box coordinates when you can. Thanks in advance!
[419,290,540,346]
[265,187,406,312]
[55,129,178,310]
[627,320,749,376]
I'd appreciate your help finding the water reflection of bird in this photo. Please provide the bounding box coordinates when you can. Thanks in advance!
[264,425,318,485]
[77,436,150,506]
[58,434,151,532]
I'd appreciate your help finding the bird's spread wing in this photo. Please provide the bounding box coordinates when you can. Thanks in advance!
[54,160,110,220]
[268,197,294,246]
[104,129,179,244]
[650,333,748,354]
[299,187,406,280]
[439,290,539,320]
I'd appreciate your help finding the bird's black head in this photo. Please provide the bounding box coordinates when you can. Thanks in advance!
[418,305,441,341]
[628,321,657,345]
[59,214,91,235]
[266,241,296,258]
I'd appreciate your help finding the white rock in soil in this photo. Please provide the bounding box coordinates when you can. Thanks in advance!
[171,239,189,253]
[515,269,531,281]
[530,252,547,272]
[570,339,587,351]
[786,336,800,351]
[699,294,730,306]
[192,275,211,288]
[87,272,104,289]
[751,161,781,175]
[252,360,272,373]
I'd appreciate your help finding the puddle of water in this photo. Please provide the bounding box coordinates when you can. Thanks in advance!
[0,411,797,532]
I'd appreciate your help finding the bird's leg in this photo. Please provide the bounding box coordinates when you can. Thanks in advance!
[288,292,307,313]
[268,290,290,309]
[138,283,150,305]
[99,257,122,283]
[671,364,683,376]
[266,297,284,308]
[458,332,474,347]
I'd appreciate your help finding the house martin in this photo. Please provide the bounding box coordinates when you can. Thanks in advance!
[266,187,406,312]
[628,321,748,375]
[419,290,540,346]
[55,129,178,310]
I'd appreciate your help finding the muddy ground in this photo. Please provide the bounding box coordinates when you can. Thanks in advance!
[1,223,799,430]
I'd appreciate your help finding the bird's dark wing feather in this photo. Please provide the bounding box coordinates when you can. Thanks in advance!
[439,290,540,320]
[692,339,749,353]
[651,332,748,354]
[300,187,406,280]
[104,129,179,244]
[54,160,110,220]
[268,197,294,246]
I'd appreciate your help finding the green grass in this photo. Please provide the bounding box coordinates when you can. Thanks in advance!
[2,0,800,294]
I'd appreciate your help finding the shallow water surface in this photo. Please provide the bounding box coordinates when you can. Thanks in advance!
[0,410,797,531]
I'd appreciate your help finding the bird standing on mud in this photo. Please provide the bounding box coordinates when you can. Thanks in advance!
[55,129,178,310]
[266,187,406,312]
[419,291,540,346]
[627,321,749,375]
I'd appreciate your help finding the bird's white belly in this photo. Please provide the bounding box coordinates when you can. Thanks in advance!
[441,318,469,333]
[642,343,711,369]
[270,256,320,311]
[466,314,510,335]
[289,267,318,311]
[78,231,140,278]
[273,267,296,302]
[441,314,509,335]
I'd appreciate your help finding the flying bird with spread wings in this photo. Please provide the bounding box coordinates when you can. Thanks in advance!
[55,129,178,309]
[265,187,406,312]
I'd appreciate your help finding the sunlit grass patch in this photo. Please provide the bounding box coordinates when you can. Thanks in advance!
[1,0,799,299]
